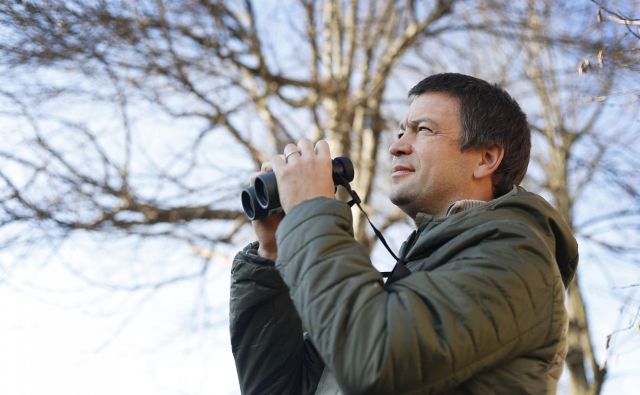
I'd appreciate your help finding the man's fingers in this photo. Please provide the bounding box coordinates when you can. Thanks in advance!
[283,143,299,156]
[261,161,273,173]
[314,140,331,158]
[297,138,314,157]
[270,153,286,174]
[283,143,301,163]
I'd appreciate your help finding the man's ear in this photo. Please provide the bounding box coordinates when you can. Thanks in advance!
[473,145,504,179]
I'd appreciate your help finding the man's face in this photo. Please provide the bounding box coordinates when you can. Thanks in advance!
[389,92,479,218]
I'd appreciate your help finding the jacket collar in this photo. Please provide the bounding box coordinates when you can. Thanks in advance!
[413,186,520,229]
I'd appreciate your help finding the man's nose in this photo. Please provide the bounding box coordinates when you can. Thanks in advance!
[389,135,412,157]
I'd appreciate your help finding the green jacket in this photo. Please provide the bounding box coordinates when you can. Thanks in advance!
[230,187,578,394]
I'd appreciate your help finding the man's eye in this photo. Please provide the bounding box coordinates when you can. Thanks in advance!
[418,127,434,134]
[397,132,404,139]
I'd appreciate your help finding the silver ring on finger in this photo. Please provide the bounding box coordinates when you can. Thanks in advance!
[284,150,301,163]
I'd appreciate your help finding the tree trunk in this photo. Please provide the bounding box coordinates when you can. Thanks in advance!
[566,275,607,395]
[547,142,606,395]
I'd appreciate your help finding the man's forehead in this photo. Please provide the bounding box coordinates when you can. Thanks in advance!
[400,92,459,128]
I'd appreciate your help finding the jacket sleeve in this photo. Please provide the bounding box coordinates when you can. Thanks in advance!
[229,241,325,395]
[274,198,563,395]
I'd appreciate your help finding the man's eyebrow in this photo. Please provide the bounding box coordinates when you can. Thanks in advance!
[407,117,440,129]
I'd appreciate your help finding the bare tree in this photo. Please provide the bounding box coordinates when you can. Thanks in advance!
[0,0,465,261]
[1,1,638,394]
[594,0,640,40]
[582,1,639,93]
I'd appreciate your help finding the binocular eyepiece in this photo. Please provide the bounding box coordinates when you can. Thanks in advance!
[241,157,355,220]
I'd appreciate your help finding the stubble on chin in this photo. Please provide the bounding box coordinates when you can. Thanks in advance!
[389,187,419,217]
[389,190,409,207]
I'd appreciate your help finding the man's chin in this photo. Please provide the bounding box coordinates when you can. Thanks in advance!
[389,197,417,219]
[389,191,413,209]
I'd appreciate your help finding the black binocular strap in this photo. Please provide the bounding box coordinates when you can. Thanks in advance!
[339,179,410,286]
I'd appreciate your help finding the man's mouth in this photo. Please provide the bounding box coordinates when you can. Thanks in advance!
[391,165,414,176]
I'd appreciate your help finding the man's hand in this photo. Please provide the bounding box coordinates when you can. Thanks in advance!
[250,167,284,261]
[253,211,283,261]
[251,139,334,260]
[270,139,335,213]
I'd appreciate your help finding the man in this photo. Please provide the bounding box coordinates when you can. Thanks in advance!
[230,73,578,394]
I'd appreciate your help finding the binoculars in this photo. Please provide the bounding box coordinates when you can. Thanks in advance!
[241,157,355,220]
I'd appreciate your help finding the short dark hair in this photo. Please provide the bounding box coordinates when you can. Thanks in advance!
[408,73,531,197]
